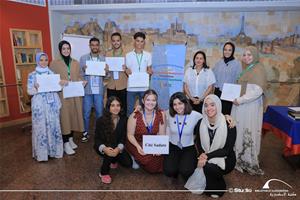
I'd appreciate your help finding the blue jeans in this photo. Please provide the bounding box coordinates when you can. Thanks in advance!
[83,94,103,132]
[127,91,144,116]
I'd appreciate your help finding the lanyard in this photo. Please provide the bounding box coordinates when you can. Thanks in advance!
[176,114,187,142]
[36,71,49,75]
[135,52,143,72]
[144,111,154,134]
[67,60,71,80]
[238,62,257,80]
[61,56,72,80]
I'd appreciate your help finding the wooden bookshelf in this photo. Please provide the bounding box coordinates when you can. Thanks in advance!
[10,29,43,113]
[0,48,9,117]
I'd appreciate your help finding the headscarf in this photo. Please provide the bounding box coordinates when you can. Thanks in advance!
[35,52,50,74]
[58,40,71,66]
[238,46,267,96]
[200,94,227,170]
[223,42,235,64]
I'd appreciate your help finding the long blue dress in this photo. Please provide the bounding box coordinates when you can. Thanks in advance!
[27,68,63,161]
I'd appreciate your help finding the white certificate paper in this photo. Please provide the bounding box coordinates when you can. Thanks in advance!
[143,135,169,155]
[128,72,149,88]
[106,57,124,71]
[36,74,61,93]
[85,60,106,76]
[220,83,241,102]
[63,81,84,98]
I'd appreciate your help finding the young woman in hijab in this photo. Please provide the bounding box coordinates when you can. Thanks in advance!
[94,96,132,184]
[27,52,63,161]
[195,94,236,198]
[164,92,235,183]
[213,42,242,115]
[231,46,267,175]
[126,89,166,173]
[50,40,86,155]
[184,51,216,113]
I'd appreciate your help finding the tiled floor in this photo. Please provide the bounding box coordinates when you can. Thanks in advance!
[0,124,299,200]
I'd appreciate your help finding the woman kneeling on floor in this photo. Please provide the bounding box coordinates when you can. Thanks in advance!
[94,96,132,184]
[195,94,236,198]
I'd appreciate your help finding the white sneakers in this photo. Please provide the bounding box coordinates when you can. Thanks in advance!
[69,137,78,149]
[64,142,75,155]
[64,137,78,155]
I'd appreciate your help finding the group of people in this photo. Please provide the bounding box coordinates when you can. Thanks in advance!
[28,31,267,198]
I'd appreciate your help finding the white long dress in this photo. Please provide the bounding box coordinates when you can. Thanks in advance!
[27,70,63,161]
[231,83,264,175]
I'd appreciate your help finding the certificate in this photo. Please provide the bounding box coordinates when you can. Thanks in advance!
[128,72,149,88]
[143,135,169,155]
[106,57,124,71]
[63,81,84,98]
[220,83,241,102]
[36,74,61,93]
[85,60,106,76]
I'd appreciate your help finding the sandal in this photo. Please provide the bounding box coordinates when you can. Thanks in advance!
[99,173,112,184]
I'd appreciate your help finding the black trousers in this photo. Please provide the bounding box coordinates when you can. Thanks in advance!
[163,143,197,181]
[107,88,127,116]
[100,149,132,175]
[214,87,233,115]
[204,156,236,197]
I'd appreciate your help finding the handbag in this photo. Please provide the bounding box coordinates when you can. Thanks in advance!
[184,167,206,194]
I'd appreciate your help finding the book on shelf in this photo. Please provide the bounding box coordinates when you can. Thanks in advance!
[288,107,300,114]
[12,33,17,46]
[27,54,34,63]
[21,53,27,63]
[16,69,21,81]
[288,111,300,120]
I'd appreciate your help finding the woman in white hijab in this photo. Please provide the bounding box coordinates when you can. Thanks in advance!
[27,52,63,161]
[195,94,236,198]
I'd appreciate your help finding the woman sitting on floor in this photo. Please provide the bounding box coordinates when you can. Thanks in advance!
[195,94,236,198]
[94,96,132,184]
[126,89,166,173]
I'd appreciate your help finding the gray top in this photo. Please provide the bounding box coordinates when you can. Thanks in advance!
[166,111,202,148]
[213,59,242,91]
[79,53,106,95]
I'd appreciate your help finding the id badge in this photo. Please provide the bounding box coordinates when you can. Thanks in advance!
[113,71,119,80]
[91,76,100,87]
[177,141,183,149]
[46,93,55,104]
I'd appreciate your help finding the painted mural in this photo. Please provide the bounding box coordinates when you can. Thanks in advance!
[63,11,300,106]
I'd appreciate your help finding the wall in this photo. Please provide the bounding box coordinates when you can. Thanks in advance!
[62,11,300,106]
[0,0,52,124]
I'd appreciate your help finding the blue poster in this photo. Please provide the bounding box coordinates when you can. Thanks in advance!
[151,44,186,110]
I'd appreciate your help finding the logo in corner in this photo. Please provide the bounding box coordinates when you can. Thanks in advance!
[262,179,292,189]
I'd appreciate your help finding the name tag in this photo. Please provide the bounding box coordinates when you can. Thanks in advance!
[143,135,169,155]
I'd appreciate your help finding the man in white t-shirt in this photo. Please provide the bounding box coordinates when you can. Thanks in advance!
[125,32,153,116]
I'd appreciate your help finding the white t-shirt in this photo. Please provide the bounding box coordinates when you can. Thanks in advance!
[166,110,202,148]
[126,50,152,92]
[183,67,216,98]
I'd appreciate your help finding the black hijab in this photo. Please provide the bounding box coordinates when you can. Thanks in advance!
[58,40,71,66]
[223,42,235,65]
